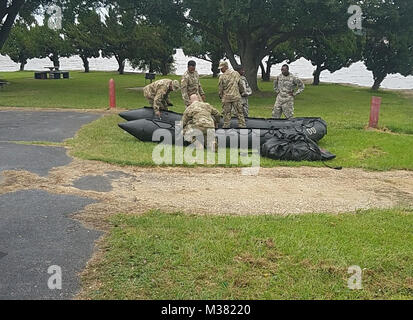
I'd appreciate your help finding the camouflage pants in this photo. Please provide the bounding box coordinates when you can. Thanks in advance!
[146,98,169,112]
[232,100,249,118]
[184,126,217,151]
[223,101,246,128]
[272,95,294,119]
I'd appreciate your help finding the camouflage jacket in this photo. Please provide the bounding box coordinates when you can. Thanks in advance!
[273,73,305,98]
[143,79,173,112]
[182,102,221,132]
[181,71,205,106]
[240,75,252,104]
[218,69,246,103]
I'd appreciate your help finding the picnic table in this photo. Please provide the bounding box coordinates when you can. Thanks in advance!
[34,67,69,80]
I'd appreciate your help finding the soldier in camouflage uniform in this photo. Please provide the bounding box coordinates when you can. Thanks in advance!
[218,61,247,128]
[272,64,305,119]
[181,60,206,108]
[143,79,181,117]
[232,66,252,118]
[182,95,221,151]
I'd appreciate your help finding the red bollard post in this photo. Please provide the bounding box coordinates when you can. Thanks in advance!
[109,78,116,109]
[369,96,382,128]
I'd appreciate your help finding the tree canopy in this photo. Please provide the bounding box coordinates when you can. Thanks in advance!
[64,10,104,72]
[117,0,352,91]
[0,21,36,70]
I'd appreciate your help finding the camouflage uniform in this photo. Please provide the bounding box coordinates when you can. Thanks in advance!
[182,101,221,150]
[232,75,252,118]
[219,69,246,128]
[181,70,205,107]
[143,79,178,113]
[272,73,305,119]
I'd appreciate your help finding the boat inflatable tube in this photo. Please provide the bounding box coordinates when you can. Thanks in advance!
[119,119,328,150]
[119,107,328,142]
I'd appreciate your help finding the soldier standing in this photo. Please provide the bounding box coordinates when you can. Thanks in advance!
[218,61,246,128]
[235,66,252,118]
[182,94,221,151]
[181,60,206,108]
[273,64,305,119]
[143,79,181,118]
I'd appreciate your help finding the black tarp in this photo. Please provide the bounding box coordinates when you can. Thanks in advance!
[261,130,336,161]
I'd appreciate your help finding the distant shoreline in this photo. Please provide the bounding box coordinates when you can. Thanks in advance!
[1,69,412,93]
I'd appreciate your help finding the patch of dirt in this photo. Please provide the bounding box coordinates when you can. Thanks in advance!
[1,158,413,232]
[354,146,388,160]
[126,87,144,92]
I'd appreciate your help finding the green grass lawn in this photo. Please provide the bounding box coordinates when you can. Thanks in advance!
[81,209,413,300]
[2,71,411,170]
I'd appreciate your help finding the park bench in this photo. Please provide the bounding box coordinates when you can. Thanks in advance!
[34,71,49,79]
[50,71,70,79]
[34,68,70,80]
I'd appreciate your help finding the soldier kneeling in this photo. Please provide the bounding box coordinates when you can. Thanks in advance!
[182,94,221,152]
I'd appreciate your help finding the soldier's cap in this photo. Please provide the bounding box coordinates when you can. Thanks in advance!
[218,61,229,69]
[171,80,181,91]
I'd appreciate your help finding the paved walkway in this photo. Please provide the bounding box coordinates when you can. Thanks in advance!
[0,110,101,300]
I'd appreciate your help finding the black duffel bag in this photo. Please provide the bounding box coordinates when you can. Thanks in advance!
[261,129,336,162]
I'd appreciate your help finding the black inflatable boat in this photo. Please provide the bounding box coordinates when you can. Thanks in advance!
[119,107,328,142]
[119,119,324,150]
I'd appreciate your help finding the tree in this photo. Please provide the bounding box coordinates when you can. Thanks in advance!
[361,0,413,90]
[0,0,99,50]
[260,42,296,82]
[1,22,37,71]
[117,0,352,92]
[64,10,103,72]
[364,34,413,90]
[0,0,26,49]
[182,28,225,78]
[101,8,137,74]
[130,24,179,76]
[31,22,73,68]
[293,31,362,85]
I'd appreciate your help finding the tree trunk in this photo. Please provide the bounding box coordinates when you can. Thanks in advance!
[211,53,220,78]
[259,62,265,80]
[19,60,26,71]
[0,0,25,50]
[313,66,322,86]
[116,56,125,74]
[81,56,90,73]
[262,60,272,82]
[236,37,264,92]
[50,54,60,69]
[241,51,261,92]
[160,61,169,76]
[149,61,154,74]
[244,63,259,92]
[372,72,386,91]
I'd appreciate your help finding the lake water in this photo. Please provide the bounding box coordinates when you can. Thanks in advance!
[1,48,412,90]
